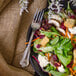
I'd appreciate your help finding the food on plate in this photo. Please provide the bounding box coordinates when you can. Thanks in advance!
[27,0,76,76]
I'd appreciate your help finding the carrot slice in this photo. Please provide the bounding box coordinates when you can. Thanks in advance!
[48,53,50,61]
[49,73,51,76]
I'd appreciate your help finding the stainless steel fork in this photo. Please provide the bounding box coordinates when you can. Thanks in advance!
[20,9,44,67]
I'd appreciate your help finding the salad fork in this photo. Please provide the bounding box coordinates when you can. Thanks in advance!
[20,9,44,67]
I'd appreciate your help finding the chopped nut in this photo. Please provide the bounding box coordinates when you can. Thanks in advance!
[74,49,76,64]
[64,19,76,28]
[40,36,49,47]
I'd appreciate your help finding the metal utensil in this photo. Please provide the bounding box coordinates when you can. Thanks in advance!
[20,9,44,67]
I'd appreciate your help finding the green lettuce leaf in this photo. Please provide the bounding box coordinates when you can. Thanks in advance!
[34,39,54,52]
[57,54,72,66]
[38,46,54,52]
[49,70,68,76]
[50,26,59,34]
[44,64,56,72]
[50,36,59,45]
[40,30,60,37]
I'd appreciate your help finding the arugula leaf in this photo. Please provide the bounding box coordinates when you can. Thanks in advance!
[49,70,68,76]
[57,54,72,67]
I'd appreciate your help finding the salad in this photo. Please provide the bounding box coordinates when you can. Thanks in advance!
[28,0,76,76]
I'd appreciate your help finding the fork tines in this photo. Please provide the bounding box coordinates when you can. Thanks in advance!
[33,9,44,23]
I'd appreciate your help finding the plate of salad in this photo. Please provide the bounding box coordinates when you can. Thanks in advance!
[26,0,76,76]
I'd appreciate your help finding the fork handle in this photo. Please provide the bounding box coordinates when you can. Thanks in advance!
[20,31,35,67]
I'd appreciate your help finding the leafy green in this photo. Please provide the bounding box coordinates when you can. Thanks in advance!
[39,52,45,56]
[33,47,37,52]
[50,26,59,34]
[59,38,70,46]
[38,46,54,52]
[52,37,73,66]
[34,39,54,53]
[54,38,73,56]
[65,68,70,74]
[63,41,73,56]
[49,70,68,76]
[44,64,56,72]
[46,43,51,46]
[50,36,59,45]
[40,30,60,37]
[57,54,72,66]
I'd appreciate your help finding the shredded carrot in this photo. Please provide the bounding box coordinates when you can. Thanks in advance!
[61,33,65,36]
[73,39,76,41]
[70,68,74,73]
[71,34,74,42]
[65,28,69,38]
[48,53,50,61]
[31,44,33,47]
[72,64,76,69]
[73,71,76,74]
[45,53,48,56]
[69,64,76,75]
[25,42,29,45]
[69,33,75,47]
[49,73,51,76]
[32,37,40,42]
[25,37,40,45]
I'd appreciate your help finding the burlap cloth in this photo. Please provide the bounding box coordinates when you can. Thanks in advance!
[0,0,47,76]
